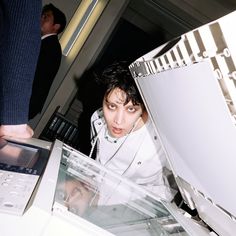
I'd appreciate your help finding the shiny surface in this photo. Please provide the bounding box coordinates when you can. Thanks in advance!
[54,144,189,236]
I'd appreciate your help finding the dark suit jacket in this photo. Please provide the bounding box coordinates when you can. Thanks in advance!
[29,34,62,119]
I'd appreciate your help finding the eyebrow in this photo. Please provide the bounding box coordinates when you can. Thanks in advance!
[105,98,141,110]
[105,97,124,105]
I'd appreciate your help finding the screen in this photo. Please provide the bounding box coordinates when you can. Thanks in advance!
[0,139,38,168]
[0,138,50,175]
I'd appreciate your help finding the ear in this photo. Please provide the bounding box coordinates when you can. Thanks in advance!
[53,23,61,33]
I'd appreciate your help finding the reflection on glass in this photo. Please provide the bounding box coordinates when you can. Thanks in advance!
[54,144,189,236]
[0,139,38,168]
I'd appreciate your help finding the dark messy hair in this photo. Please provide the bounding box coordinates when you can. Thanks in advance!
[42,3,67,34]
[100,61,145,108]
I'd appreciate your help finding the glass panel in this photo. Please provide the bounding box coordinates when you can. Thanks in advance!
[0,139,39,168]
[54,144,189,236]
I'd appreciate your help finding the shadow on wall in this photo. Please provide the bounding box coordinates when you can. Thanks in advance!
[74,70,106,156]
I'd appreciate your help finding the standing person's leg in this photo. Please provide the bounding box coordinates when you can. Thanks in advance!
[0,0,42,138]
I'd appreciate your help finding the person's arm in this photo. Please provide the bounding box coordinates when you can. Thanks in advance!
[0,0,41,138]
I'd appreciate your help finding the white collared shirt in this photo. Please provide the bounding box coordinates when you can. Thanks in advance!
[41,33,57,40]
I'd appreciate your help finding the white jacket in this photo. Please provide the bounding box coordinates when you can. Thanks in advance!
[90,108,176,201]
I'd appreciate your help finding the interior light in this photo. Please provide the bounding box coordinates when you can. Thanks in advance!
[61,0,99,56]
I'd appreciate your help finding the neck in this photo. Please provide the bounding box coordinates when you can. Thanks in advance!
[133,112,148,131]
[104,129,120,143]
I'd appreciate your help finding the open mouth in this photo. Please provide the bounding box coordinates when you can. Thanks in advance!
[112,127,123,135]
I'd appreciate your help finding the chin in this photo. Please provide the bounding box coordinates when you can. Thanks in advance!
[109,132,118,138]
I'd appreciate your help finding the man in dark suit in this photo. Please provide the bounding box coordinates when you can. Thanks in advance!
[28,3,66,120]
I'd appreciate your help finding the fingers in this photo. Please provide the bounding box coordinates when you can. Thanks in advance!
[0,124,34,139]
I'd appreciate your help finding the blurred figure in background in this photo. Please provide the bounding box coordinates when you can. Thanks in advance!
[29,3,66,120]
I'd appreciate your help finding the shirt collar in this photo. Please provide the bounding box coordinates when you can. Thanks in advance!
[41,33,57,40]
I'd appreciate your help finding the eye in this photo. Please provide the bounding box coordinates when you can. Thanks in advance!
[56,189,66,201]
[107,103,116,110]
[127,107,136,113]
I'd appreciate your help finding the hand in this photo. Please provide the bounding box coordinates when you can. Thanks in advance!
[0,124,34,139]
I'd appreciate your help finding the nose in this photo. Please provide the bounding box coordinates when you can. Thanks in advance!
[114,110,124,125]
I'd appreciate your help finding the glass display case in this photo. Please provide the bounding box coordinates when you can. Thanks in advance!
[53,144,190,236]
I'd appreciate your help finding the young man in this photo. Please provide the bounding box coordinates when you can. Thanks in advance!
[28,3,66,120]
[90,62,176,201]
[55,174,95,216]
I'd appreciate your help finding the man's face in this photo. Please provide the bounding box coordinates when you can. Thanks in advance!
[56,179,94,216]
[103,88,144,138]
[41,10,57,35]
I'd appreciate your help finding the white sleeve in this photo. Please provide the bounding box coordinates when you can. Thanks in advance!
[90,108,103,144]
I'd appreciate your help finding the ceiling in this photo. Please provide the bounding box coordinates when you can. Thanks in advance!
[123,0,236,41]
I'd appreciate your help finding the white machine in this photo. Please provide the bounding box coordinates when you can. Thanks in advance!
[1,10,236,236]
[0,138,50,215]
[129,10,236,236]
[0,139,210,236]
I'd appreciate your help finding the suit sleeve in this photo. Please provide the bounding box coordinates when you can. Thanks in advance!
[0,0,41,124]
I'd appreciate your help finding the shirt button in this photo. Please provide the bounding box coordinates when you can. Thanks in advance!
[154,136,157,140]
[137,161,142,165]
